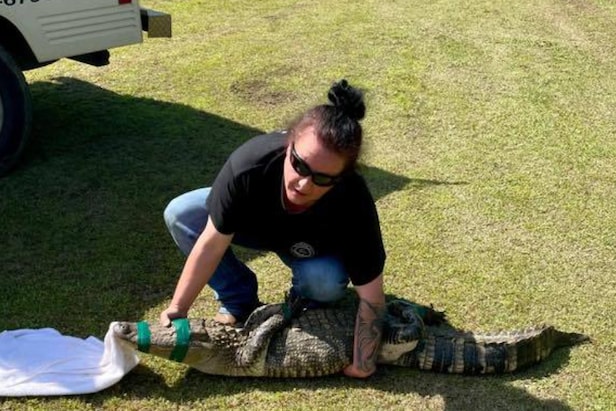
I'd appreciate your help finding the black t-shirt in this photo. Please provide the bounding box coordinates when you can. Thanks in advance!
[207,131,385,286]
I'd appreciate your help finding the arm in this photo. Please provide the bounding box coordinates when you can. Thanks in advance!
[159,216,233,325]
[343,274,386,378]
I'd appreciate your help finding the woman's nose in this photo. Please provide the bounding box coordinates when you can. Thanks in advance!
[295,176,313,191]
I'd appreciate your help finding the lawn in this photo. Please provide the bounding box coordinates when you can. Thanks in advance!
[1,0,615,409]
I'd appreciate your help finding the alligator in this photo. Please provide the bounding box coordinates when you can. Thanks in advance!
[112,298,589,378]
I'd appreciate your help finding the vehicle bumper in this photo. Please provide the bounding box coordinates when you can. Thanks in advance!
[140,8,172,38]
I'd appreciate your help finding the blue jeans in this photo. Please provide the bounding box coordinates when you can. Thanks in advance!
[163,188,349,321]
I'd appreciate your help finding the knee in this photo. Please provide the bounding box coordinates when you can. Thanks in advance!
[163,188,211,233]
[163,196,186,232]
[163,198,179,230]
[293,257,349,302]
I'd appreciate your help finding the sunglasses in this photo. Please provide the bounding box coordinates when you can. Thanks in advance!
[289,143,343,187]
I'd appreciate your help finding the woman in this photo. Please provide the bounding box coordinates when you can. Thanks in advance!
[161,80,386,378]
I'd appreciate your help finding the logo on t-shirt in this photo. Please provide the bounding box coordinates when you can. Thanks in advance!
[289,242,315,258]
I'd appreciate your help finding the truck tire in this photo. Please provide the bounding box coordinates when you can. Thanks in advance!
[0,45,32,176]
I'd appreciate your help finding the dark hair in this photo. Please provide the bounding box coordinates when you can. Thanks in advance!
[288,79,366,171]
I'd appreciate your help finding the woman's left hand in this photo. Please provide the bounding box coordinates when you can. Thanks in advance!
[343,364,375,379]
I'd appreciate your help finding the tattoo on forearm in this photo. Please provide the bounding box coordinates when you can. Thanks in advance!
[354,298,385,373]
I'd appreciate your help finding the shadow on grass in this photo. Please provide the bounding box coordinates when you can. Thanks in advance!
[0,77,263,335]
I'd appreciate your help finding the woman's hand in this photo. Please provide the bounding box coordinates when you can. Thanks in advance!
[343,363,375,379]
[159,304,187,326]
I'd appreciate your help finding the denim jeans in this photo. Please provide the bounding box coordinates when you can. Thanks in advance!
[163,187,349,320]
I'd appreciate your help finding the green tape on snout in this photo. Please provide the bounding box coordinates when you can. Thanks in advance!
[136,321,151,353]
[170,318,190,362]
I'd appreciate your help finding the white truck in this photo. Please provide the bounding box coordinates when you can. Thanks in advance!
[0,0,171,175]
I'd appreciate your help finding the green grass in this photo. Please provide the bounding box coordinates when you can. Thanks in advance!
[2,0,615,409]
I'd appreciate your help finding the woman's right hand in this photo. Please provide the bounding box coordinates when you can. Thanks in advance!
[159,304,188,327]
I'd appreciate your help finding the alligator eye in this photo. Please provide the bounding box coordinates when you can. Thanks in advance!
[119,323,132,335]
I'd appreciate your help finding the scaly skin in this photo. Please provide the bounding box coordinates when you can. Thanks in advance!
[391,324,589,374]
[112,299,588,377]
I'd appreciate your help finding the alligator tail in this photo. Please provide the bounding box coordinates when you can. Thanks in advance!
[393,325,589,374]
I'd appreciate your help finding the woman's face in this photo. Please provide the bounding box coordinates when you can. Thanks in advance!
[282,126,346,212]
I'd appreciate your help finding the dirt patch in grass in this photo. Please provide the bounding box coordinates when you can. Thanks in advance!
[230,78,295,107]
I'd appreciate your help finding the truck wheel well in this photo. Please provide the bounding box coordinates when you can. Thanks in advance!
[0,16,41,70]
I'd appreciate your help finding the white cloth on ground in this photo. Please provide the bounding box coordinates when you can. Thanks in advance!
[0,322,139,396]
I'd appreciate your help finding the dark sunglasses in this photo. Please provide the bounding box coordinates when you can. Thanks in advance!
[289,143,342,187]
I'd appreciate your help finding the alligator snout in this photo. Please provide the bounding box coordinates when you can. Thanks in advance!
[112,321,137,341]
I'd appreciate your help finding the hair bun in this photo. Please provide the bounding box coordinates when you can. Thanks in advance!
[327,79,366,121]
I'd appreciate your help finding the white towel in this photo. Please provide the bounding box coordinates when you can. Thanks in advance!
[0,322,139,396]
